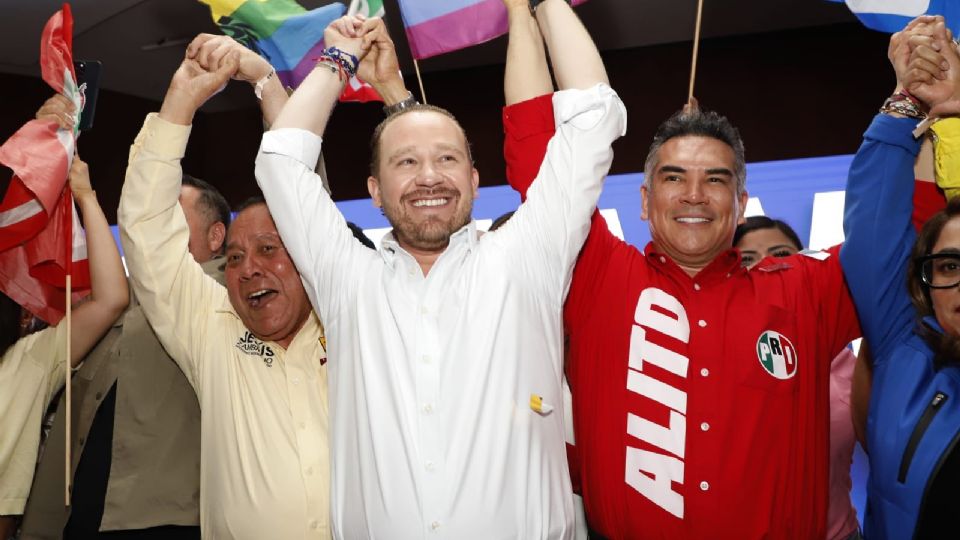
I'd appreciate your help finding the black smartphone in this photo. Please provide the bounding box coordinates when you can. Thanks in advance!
[73,60,102,131]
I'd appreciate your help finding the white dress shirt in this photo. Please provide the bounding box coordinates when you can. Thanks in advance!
[256,84,626,539]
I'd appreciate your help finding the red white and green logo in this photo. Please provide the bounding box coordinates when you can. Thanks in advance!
[756,331,797,379]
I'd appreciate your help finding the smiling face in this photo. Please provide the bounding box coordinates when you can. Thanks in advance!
[367,110,479,254]
[929,217,960,337]
[224,203,311,349]
[641,135,748,274]
[735,227,800,268]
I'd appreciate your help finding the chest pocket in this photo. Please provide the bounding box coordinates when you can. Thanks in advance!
[731,304,801,396]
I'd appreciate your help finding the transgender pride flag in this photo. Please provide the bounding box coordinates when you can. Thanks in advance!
[399,0,589,60]
[828,0,959,33]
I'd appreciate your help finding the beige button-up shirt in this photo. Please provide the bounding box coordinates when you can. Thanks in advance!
[0,321,66,515]
[118,113,330,539]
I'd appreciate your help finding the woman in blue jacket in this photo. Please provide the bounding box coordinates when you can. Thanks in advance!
[841,16,960,539]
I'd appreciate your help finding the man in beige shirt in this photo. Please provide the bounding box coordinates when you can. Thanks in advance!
[117,50,330,538]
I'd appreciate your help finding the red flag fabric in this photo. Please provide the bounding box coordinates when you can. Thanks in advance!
[0,4,90,325]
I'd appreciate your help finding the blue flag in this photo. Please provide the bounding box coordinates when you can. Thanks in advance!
[828,0,960,34]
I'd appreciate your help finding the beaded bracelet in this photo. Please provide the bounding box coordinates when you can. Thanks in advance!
[316,46,359,79]
[880,91,927,120]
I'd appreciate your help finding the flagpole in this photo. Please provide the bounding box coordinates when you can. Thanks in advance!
[413,58,428,104]
[64,188,73,506]
[687,0,705,104]
[64,273,71,505]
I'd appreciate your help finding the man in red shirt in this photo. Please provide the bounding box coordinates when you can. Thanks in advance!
[503,1,860,537]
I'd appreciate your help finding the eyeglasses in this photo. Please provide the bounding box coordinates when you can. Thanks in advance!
[919,253,960,289]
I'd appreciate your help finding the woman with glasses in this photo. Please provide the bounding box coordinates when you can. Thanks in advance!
[840,17,960,539]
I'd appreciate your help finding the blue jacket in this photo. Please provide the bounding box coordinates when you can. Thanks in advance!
[841,114,960,539]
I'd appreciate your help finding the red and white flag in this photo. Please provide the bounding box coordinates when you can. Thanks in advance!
[0,4,90,325]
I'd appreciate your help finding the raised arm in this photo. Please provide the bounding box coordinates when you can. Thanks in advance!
[270,17,365,134]
[118,53,238,387]
[66,157,128,366]
[495,0,625,296]
[504,0,553,106]
[535,0,608,90]
[34,95,128,366]
[255,17,377,322]
[840,17,948,362]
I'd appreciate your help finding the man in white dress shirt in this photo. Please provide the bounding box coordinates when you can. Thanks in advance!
[255,11,625,539]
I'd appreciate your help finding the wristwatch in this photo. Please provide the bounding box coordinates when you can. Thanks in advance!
[383,92,419,116]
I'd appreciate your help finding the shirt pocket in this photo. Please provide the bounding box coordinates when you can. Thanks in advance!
[733,304,801,396]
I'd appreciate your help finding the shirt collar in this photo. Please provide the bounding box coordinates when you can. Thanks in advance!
[379,220,479,266]
[644,242,744,284]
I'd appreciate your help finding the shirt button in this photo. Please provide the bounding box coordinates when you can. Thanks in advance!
[431,521,441,531]
[422,355,432,364]
[700,368,709,377]
[425,461,435,471]
[422,403,434,414]
[292,377,300,385]
[698,320,707,328]
[693,283,701,291]
[310,520,319,530]
[299,422,306,430]
[95,392,103,400]
[700,481,709,491]
[701,422,710,431]
[420,305,429,315]
[659,256,666,263]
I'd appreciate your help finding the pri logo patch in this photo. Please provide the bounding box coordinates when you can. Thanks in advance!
[755,331,797,379]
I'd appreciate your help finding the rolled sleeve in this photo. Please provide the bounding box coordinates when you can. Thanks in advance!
[500,83,626,299]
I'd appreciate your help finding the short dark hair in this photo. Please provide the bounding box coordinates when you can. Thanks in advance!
[908,197,960,368]
[369,104,474,177]
[182,174,232,231]
[733,216,804,251]
[235,194,267,215]
[644,108,746,195]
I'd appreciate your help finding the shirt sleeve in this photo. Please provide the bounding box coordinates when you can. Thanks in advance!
[932,117,960,200]
[117,113,227,392]
[255,129,378,325]
[840,114,924,366]
[496,84,627,300]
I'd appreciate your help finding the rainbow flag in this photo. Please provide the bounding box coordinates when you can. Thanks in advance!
[398,0,589,60]
[200,0,346,90]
